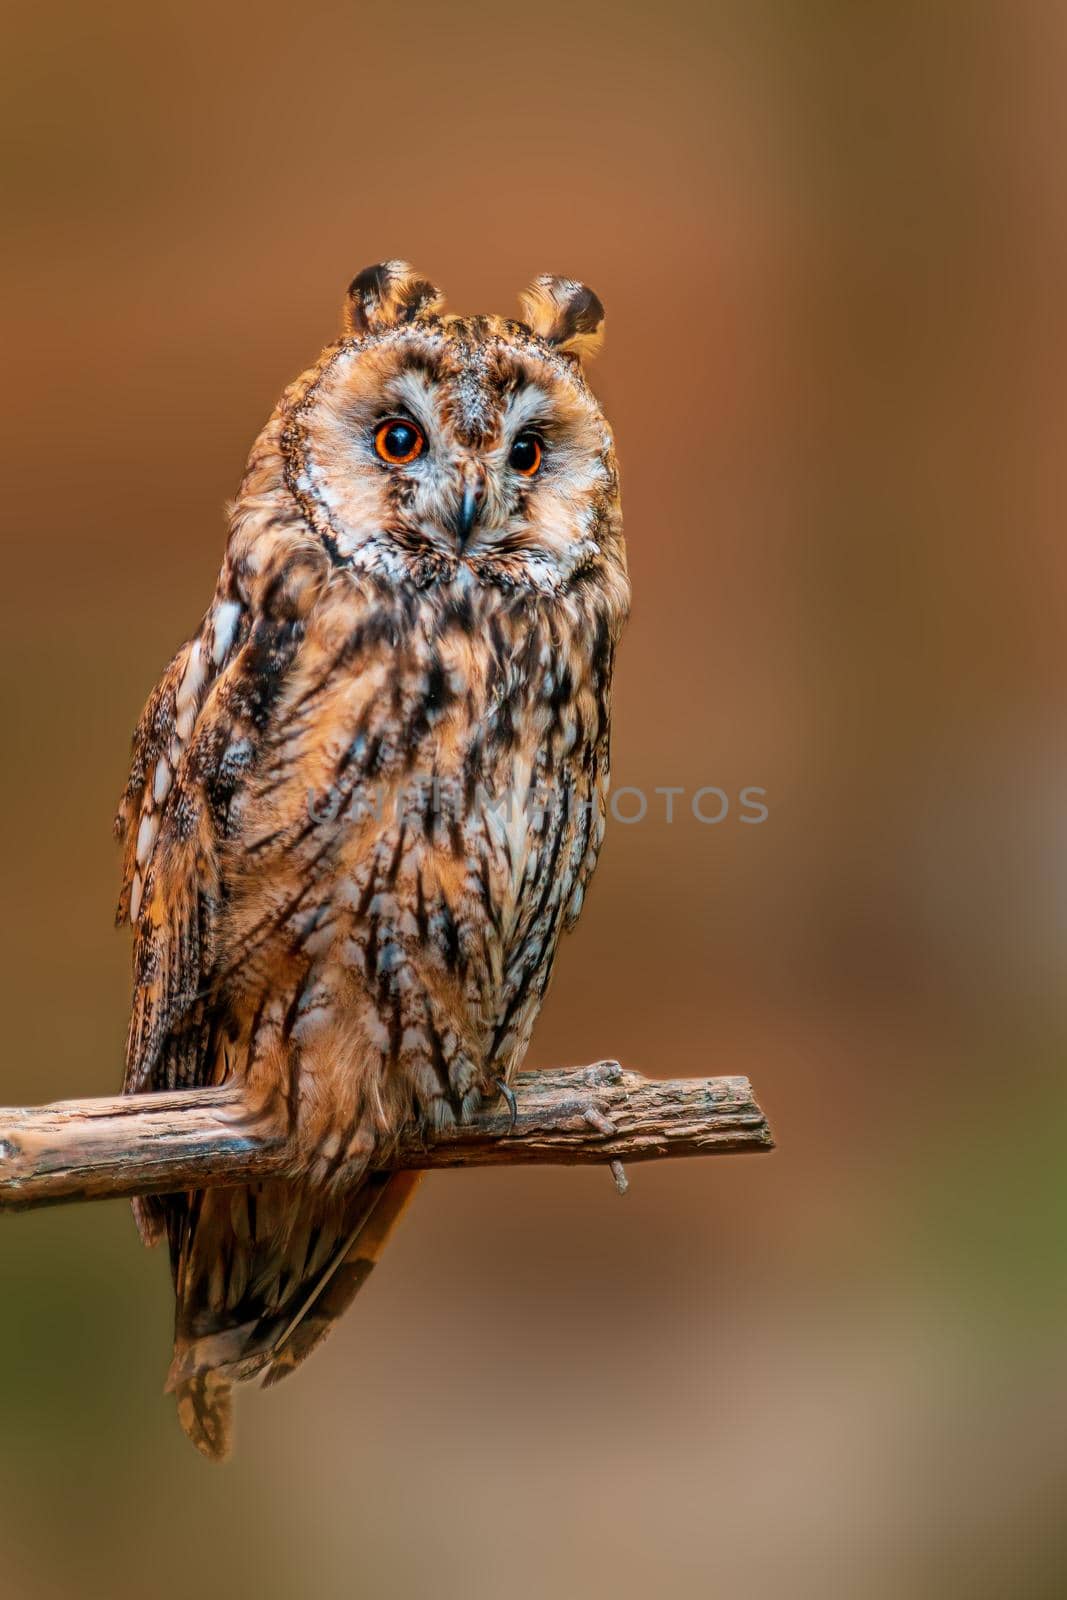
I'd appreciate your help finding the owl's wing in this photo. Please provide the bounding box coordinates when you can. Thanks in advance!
[116,593,244,1095]
[563,636,617,932]
[563,748,610,932]
[115,588,308,1097]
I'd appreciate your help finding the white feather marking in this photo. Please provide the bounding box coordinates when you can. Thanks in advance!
[175,640,206,740]
[153,758,172,804]
[130,871,143,922]
[502,383,555,437]
[291,1003,333,1043]
[136,812,159,866]
[211,600,241,664]
[176,640,205,712]
[364,1012,391,1052]
[388,369,437,432]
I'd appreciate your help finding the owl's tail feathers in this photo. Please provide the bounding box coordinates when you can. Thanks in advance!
[174,1371,233,1463]
[261,1170,421,1387]
[163,1171,422,1458]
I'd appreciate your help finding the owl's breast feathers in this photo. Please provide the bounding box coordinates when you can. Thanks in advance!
[117,547,626,1179]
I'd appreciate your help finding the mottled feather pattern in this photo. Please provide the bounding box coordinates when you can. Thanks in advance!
[116,263,628,1457]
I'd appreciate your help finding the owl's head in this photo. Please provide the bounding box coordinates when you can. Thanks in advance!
[267,262,621,594]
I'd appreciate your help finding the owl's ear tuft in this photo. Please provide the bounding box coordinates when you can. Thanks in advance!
[519,275,605,361]
[343,262,445,336]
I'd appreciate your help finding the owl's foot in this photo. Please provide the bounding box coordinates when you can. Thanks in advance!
[493,1077,518,1137]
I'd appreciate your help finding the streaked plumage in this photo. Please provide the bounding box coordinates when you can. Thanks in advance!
[115,263,628,1458]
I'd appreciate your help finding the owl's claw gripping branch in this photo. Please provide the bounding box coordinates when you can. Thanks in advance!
[493,1077,519,1136]
[0,1066,773,1212]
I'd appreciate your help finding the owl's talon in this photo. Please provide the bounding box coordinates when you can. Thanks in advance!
[493,1077,518,1136]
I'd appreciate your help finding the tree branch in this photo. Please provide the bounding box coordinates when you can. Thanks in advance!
[0,1063,773,1212]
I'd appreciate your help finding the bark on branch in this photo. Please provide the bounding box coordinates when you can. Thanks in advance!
[0,1063,773,1212]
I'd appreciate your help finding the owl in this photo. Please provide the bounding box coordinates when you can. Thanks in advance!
[115,262,629,1459]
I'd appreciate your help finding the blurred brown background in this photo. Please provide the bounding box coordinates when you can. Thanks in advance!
[2,3,1065,1596]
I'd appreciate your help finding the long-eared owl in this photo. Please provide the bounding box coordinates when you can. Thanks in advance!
[115,263,629,1459]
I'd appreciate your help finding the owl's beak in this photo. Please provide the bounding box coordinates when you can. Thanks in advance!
[454,467,486,548]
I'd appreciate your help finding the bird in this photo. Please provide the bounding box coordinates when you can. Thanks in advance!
[114,262,629,1460]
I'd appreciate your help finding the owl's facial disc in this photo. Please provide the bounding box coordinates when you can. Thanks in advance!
[287,322,615,587]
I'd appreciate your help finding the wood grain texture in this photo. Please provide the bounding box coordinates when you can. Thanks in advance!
[0,1064,772,1212]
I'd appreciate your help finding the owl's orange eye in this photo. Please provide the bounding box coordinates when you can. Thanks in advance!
[509,432,543,477]
[374,418,425,465]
